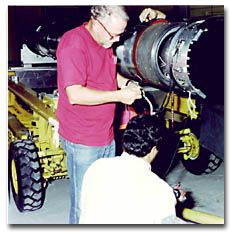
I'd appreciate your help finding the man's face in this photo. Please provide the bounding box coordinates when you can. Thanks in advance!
[97,15,127,48]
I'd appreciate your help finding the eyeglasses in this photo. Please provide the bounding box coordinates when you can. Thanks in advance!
[95,18,124,40]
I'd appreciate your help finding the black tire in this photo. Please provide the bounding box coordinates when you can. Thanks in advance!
[181,146,223,175]
[151,131,181,179]
[9,139,46,212]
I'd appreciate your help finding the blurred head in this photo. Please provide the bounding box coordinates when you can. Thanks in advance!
[90,6,129,48]
[123,114,164,161]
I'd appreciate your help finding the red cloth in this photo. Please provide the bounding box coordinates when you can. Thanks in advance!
[56,23,117,146]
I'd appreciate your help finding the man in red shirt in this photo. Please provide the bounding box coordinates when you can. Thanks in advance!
[56,6,143,224]
[56,6,166,224]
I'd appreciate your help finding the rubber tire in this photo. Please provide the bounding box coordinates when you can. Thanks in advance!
[151,131,181,179]
[181,146,223,175]
[9,139,46,212]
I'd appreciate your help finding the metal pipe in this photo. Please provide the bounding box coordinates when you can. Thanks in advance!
[182,208,224,224]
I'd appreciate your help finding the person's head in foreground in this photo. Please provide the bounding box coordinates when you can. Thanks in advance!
[122,113,164,163]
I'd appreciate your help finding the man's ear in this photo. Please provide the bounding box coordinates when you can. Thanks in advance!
[149,146,159,163]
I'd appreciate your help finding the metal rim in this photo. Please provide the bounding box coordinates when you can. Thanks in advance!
[11,159,18,195]
[188,133,200,160]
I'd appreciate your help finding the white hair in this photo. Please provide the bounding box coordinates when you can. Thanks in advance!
[90,5,129,21]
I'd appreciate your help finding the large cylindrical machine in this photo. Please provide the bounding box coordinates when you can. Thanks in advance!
[116,16,224,100]
[24,21,66,59]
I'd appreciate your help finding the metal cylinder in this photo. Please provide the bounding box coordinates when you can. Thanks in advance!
[116,16,224,99]
[24,21,67,59]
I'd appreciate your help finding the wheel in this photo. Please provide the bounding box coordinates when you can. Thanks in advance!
[151,131,180,179]
[9,139,46,212]
[181,146,223,175]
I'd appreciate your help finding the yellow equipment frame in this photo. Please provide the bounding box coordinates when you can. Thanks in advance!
[8,80,67,181]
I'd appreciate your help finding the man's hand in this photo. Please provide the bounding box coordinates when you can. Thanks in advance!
[125,80,140,88]
[139,8,166,22]
[118,83,142,105]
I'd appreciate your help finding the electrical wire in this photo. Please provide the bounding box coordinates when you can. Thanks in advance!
[187,91,198,119]
[142,91,155,115]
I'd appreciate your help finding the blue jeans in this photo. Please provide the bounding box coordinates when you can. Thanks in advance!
[60,137,115,224]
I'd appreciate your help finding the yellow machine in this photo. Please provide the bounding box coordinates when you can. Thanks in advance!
[8,77,67,212]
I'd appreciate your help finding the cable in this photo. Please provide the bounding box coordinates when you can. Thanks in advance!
[142,91,155,115]
[163,117,189,178]
[187,91,198,119]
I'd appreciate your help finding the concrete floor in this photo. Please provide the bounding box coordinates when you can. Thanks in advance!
[8,160,224,224]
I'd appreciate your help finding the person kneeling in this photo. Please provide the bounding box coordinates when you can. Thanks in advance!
[79,114,180,224]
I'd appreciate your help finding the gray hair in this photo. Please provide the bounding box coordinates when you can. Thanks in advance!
[90,5,129,21]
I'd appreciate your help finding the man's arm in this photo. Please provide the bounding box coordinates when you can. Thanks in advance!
[66,84,142,106]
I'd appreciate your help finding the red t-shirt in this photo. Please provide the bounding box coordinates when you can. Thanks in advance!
[56,23,117,146]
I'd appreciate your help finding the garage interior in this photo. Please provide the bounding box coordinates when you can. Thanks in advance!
[8,5,224,224]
